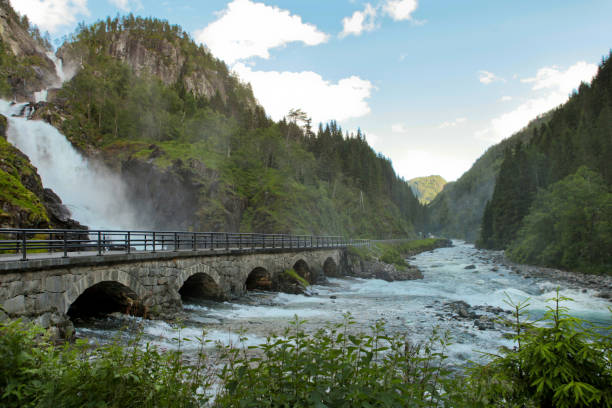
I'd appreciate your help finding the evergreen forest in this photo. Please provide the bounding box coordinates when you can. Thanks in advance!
[477,52,612,274]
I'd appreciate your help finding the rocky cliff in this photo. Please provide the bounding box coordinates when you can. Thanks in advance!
[57,16,258,110]
[0,0,58,100]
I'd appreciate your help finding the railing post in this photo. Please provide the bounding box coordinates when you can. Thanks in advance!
[210,233,214,251]
[127,232,131,254]
[226,233,229,250]
[193,233,196,251]
[262,234,266,249]
[152,232,156,253]
[97,231,102,256]
[144,234,147,251]
[238,234,242,250]
[63,232,68,258]
[174,232,178,251]
[21,231,27,261]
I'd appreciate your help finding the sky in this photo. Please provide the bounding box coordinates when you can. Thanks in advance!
[12,0,612,181]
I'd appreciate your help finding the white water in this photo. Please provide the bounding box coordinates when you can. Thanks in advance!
[75,242,612,365]
[1,54,143,230]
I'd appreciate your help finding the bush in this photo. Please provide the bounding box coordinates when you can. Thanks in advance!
[214,314,453,407]
[0,318,212,408]
[462,291,612,407]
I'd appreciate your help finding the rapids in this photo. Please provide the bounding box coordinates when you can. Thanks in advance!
[74,241,612,365]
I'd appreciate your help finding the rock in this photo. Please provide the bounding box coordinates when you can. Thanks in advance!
[464,265,476,270]
[330,295,337,299]
[597,291,611,300]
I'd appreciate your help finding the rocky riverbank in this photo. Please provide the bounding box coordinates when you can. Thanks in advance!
[475,249,612,301]
[339,239,453,282]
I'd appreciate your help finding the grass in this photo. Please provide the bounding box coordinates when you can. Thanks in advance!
[284,268,310,287]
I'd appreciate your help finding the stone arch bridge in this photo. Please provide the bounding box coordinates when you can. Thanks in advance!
[0,229,363,336]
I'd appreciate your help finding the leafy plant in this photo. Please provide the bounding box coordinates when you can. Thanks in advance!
[464,290,612,407]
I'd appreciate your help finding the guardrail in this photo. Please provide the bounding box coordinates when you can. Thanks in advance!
[0,229,370,261]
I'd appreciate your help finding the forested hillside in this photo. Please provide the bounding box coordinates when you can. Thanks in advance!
[0,8,425,237]
[478,52,612,274]
[407,175,446,204]
[427,115,549,242]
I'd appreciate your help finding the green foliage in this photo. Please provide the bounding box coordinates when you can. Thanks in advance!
[215,315,454,407]
[1,299,610,407]
[408,175,447,204]
[379,245,408,269]
[346,244,374,261]
[507,167,612,274]
[0,319,211,408]
[45,15,426,236]
[463,291,612,407]
[0,136,50,227]
[477,52,612,274]
[284,268,310,287]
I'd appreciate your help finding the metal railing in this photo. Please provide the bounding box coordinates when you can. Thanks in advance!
[0,229,370,261]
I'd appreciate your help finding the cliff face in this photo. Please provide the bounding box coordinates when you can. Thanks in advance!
[57,18,258,110]
[0,0,58,100]
[118,156,243,231]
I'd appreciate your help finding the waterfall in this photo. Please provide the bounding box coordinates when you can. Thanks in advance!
[0,54,145,230]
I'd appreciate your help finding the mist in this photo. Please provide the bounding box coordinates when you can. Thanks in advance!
[0,100,147,230]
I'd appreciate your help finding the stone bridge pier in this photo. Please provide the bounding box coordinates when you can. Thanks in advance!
[0,248,344,337]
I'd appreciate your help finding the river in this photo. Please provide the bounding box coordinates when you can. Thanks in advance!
[75,241,612,366]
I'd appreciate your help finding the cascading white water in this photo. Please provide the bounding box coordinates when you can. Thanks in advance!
[34,52,67,103]
[1,54,144,230]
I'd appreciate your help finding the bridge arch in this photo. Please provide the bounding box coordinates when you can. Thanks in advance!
[323,257,339,277]
[246,267,273,291]
[176,264,225,301]
[292,259,312,283]
[64,270,148,317]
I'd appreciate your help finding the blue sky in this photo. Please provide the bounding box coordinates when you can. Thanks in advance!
[13,0,612,181]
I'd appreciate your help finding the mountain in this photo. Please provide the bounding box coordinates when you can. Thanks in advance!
[426,114,550,242]
[0,0,58,101]
[0,5,425,237]
[479,52,611,274]
[407,175,446,205]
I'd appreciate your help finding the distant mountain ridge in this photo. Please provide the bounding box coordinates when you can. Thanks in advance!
[407,175,446,204]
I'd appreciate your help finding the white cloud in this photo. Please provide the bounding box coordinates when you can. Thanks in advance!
[383,0,418,21]
[340,3,377,38]
[232,63,373,125]
[500,95,513,102]
[439,117,467,129]
[194,0,328,64]
[109,0,142,12]
[478,70,504,85]
[476,61,598,142]
[391,123,409,133]
[520,61,597,95]
[12,0,89,33]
